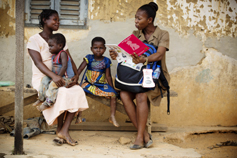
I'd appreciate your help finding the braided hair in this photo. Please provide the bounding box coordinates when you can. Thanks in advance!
[138,2,158,22]
[38,9,58,30]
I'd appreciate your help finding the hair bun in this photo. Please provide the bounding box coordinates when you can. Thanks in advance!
[149,2,158,12]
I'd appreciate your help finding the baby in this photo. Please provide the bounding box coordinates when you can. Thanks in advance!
[36,33,75,111]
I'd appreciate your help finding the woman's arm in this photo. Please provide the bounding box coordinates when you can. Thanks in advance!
[105,67,114,89]
[57,51,68,77]
[65,49,79,87]
[132,46,167,64]
[28,49,65,87]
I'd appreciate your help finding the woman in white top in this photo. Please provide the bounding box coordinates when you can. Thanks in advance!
[27,9,88,146]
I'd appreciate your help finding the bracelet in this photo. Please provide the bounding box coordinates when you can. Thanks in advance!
[144,57,148,65]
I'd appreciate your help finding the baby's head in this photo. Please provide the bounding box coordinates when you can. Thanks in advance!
[48,33,66,54]
[91,37,106,58]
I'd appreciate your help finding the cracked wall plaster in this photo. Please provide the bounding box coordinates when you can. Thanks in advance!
[153,48,237,126]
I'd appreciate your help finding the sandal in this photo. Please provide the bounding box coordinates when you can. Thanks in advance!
[57,133,77,146]
[130,144,143,150]
[144,133,153,148]
[53,137,65,146]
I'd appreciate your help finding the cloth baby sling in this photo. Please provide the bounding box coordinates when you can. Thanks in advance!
[115,43,171,114]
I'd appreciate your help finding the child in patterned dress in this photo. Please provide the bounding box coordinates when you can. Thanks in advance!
[36,33,75,111]
[76,37,119,127]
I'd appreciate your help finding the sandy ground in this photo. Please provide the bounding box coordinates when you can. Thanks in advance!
[0,126,237,158]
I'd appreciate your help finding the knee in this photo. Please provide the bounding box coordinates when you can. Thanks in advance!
[120,91,126,100]
[136,93,147,104]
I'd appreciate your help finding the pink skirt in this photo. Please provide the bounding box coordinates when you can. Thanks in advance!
[43,85,88,125]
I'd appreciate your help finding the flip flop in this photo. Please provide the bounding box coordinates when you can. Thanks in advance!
[144,133,153,148]
[57,134,77,146]
[53,137,64,146]
[130,144,143,150]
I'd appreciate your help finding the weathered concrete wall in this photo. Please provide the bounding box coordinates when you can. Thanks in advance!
[0,0,236,126]
[153,48,237,126]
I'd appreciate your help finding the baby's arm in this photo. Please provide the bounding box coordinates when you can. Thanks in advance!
[105,67,114,89]
[58,51,68,77]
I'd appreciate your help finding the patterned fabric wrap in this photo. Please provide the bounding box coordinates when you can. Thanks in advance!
[52,50,75,78]
[38,76,73,106]
[82,54,117,97]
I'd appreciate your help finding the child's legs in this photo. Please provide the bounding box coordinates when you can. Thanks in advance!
[109,95,119,127]
[75,111,82,124]
[38,76,51,101]
[110,96,117,116]
[45,81,58,106]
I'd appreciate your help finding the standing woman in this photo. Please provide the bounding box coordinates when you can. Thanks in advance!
[110,2,170,149]
[27,9,88,146]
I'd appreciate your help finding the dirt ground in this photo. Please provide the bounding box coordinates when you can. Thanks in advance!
[0,126,237,158]
[163,130,237,158]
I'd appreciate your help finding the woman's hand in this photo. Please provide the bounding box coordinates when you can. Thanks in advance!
[109,49,118,60]
[52,75,65,87]
[131,53,146,64]
[66,75,79,88]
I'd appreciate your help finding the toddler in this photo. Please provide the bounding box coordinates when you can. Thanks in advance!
[36,33,75,111]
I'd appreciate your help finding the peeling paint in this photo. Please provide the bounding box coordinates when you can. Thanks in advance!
[154,49,237,126]
[0,2,15,37]
[89,0,151,22]
[163,0,237,39]
[195,69,213,83]
[87,0,237,39]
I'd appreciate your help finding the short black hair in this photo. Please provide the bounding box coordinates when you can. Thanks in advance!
[91,37,106,46]
[49,33,66,49]
[138,2,158,22]
[38,9,58,30]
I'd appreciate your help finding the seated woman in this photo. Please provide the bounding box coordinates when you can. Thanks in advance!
[27,9,89,146]
[110,2,170,149]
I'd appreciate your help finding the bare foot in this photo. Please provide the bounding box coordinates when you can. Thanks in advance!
[36,103,49,112]
[32,100,42,107]
[109,115,120,127]
[75,116,82,124]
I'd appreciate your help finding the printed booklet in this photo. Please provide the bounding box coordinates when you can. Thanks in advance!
[118,34,149,56]
[106,34,149,70]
